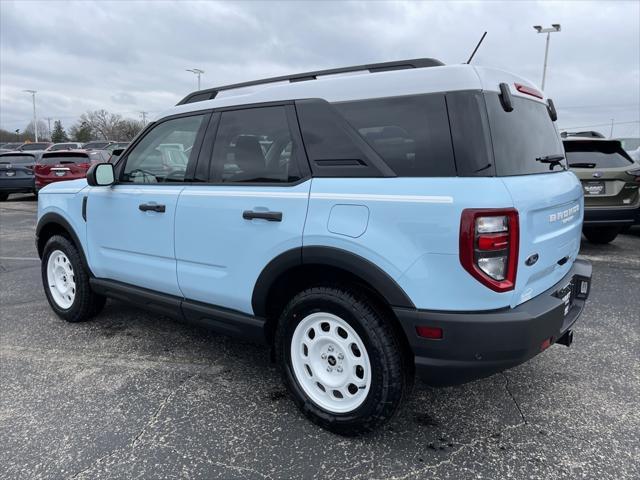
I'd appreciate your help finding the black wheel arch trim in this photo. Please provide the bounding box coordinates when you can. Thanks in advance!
[36,212,90,272]
[251,246,415,317]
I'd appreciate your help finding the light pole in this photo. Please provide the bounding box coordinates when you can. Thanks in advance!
[186,68,204,90]
[533,24,561,91]
[23,89,38,141]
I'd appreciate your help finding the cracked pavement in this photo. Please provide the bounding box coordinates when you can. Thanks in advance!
[1,195,639,479]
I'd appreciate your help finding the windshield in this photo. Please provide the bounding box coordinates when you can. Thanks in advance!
[0,155,35,164]
[20,143,49,151]
[484,93,565,175]
[48,143,78,151]
[564,141,634,168]
[619,138,640,152]
[83,142,110,149]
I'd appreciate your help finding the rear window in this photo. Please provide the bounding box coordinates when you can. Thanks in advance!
[0,155,35,164]
[40,153,90,165]
[564,141,634,169]
[334,94,456,177]
[48,143,78,151]
[485,93,565,175]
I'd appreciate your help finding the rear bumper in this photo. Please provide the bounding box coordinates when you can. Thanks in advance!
[0,177,35,194]
[583,205,640,226]
[394,259,592,386]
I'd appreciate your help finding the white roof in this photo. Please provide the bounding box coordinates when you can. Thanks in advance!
[159,64,544,120]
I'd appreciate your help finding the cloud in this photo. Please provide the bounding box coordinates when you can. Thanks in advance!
[1,0,638,137]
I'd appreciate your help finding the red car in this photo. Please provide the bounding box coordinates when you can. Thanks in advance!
[34,150,110,191]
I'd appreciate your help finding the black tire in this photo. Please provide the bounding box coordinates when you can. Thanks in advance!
[41,235,106,322]
[0,193,8,201]
[583,226,620,244]
[275,286,407,435]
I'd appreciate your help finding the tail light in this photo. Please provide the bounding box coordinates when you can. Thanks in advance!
[460,208,519,292]
[514,83,544,99]
[626,168,640,182]
[78,162,91,170]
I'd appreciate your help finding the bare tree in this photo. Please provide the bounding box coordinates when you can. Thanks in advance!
[115,119,145,141]
[78,110,123,140]
[24,120,49,141]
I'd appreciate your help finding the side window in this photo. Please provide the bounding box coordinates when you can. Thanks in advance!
[210,106,301,183]
[122,114,206,183]
[334,94,456,177]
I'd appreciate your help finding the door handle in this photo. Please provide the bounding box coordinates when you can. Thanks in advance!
[139,203,166,213]
[242,210,282,222]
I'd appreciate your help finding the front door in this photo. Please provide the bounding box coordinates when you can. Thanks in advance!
[86,113,210,296]
[175,105,311,314]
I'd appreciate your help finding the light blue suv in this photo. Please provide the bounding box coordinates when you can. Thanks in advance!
[37,59,592,434]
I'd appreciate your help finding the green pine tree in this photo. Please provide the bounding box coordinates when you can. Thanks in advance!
[51,120,69,143]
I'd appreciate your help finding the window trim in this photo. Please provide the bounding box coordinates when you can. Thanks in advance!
[200,102,312,186]
[116,110,212,184]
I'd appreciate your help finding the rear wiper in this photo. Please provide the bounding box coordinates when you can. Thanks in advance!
[568,162,596,168]
[536,154,566,170]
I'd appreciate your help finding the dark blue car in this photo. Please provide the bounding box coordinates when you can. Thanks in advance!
[0,152,37,201]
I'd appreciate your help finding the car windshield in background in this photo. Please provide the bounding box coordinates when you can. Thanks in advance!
[106,142,129,152]
[564,141,634,169]
[48,144,79,151]
[83,142,111,149]
[485,93,565,175]
[619,138,640,151]
[1,143,23,150]
[0,154,36,164]
[20,143,50,151]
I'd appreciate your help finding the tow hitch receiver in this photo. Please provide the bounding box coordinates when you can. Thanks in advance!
[556,330,573,347]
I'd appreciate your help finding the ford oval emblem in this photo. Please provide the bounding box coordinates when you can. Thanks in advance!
[592,172,603,178]
[525,253,539,266]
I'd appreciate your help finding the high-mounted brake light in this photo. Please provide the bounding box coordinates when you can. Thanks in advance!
[460,208,519,292]
[514,83,543,99]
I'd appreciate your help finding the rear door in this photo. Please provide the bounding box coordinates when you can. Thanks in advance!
[174,104,311,314]
[483,91,583,307]
[86,113,209,296]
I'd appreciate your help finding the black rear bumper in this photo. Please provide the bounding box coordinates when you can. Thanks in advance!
[0,177,35,194]
[394,260,592,387]
[583,205,640,226]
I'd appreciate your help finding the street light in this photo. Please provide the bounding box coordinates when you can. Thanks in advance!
[23,89,38,142]
[533,24,561,91]
[186,68,205,90]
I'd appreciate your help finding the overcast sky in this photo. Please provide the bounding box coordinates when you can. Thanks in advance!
[1,0,639,138]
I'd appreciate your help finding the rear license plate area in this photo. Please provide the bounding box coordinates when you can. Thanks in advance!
[555,279,575,317]
[583,181,605,195]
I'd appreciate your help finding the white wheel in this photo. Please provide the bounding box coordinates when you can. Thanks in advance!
[46,249,76,309]
[290,312,372,414]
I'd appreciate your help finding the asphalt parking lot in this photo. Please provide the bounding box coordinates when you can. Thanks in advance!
[1,194,638,480]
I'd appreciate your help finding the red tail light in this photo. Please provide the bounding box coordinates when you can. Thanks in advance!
[514,83,543,99]
[460,208,519,292]
[78,162,91,170]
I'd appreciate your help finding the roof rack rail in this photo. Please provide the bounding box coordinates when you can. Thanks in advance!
[560,130,606,139]
[176,58,444,105]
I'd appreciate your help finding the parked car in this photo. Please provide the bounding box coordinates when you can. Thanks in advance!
[0,152,36,200]
[18,142,53,152]
[82,141,115,150]
[36,58,592,434]
[35,150,110,191]
[45,142,84,152]
[0,142,25,152]
[564,137,640,243]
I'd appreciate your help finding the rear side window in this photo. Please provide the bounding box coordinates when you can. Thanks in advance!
[20,143,49,151]
[334,94,456,177]
[210,106,302,183]
[485,93,565,175]
[564,141,634,168]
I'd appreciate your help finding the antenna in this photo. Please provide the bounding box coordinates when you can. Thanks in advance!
[466,31,487,64]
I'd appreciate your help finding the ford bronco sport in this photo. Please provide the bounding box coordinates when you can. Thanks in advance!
[37,59,592,434]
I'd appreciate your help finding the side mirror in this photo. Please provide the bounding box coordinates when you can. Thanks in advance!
[87,162,115,186]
